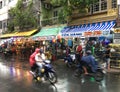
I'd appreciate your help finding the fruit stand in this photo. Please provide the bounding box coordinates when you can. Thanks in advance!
[109,44,120,68]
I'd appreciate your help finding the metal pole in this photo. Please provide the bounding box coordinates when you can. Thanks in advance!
[39,0,42,27]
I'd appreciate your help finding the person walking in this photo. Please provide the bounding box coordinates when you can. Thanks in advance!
[104,45,111,71]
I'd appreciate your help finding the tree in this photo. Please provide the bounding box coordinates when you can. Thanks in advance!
[50,0,97,22]
[8,0,37,32]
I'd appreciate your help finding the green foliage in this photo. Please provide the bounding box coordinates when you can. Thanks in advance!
[7,21,14,32]
[51,0,97,22]
[8,0,37,32]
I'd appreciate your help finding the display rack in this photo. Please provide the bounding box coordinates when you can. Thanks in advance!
[110,52,120,68]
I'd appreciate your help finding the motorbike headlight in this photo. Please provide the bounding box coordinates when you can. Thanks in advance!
[37,77,41,81]
[41,69,45,73]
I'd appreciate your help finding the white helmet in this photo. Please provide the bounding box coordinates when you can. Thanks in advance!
[86,50,92,55]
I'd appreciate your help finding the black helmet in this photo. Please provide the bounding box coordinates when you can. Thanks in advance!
[40,49,43,53]
[86,50,92,55]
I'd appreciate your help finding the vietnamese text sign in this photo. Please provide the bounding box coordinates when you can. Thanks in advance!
[84,32,92,37]
[93,31,102,36]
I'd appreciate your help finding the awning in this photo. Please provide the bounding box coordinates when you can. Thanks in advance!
[61,20,116,37]
[15,29,37,37]
[33,26,65,37]
[0,29,37,38]
[0,32,18,38]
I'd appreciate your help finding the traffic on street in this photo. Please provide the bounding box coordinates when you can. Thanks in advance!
[0,56,120,92]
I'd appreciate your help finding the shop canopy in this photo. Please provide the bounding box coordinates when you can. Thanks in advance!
[0,29,37,38]
[33,26,65,37]
[61,20,116,37]
[0,32,18,38]
[15,29,37,37]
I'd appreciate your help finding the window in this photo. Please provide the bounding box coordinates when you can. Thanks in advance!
[101,0,107,10]
[3,0,6,6]
[53,11,58,17]
[3,22,7,29]
[0,1,2,9]
[90,0,107,13]
[112,0,117,8]
[93,2,99,12]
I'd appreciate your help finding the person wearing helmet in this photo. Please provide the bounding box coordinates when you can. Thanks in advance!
[29,48,40,76]
[35,49,46,75]
[81,50,98,74]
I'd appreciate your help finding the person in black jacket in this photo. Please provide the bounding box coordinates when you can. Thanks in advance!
[104,45,111,71]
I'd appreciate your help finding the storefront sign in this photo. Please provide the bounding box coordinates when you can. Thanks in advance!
[93,31,102,36]
[36,37,47,40]
[70,33,82,37]
[113,33,120,44]
[114,29,120,33]
[62,34,69,37]
[84,32,92,37]
[114,33,120,39]
[47,36,55,40]
[102,31,109,36]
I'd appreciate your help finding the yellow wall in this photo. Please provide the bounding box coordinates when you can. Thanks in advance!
[69,0,118,26]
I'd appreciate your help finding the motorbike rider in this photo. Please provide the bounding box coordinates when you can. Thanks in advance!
[29,48,40,75]
[35,49,46,75]
[81,50,98,74]
[76,43,83,64]
[64,45,72,63]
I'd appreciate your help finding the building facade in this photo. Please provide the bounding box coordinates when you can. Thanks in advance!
[0,0,18,34]
[0,0,42,34]
[70,0,117,26]
[61,0,118,38]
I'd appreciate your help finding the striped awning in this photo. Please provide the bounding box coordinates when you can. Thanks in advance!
[61,20,116,37]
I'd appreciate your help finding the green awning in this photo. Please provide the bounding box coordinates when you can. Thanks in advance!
[33,26,65,37]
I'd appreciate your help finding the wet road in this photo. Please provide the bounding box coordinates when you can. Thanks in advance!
[0,56,120,92]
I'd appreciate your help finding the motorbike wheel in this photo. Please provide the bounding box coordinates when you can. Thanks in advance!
[94,71,104,82]
[74,69,82,77]
[66,62,72,68]
[47,72,57,84]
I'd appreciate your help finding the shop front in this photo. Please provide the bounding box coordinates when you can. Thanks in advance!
[0,29,38,39]
[0,29,38,59]
[61,20,116,49]
[61,20,116,38]
[32,26,65,60]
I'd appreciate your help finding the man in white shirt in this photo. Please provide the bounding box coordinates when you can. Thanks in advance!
[35,49,46,74]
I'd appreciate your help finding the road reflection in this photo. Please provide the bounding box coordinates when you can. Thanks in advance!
[0,62,31,81]
[1,60,120,92]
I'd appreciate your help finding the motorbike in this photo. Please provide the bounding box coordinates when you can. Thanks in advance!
[64,53,76,68]
[32,60,57,84]
[74,61,105,82]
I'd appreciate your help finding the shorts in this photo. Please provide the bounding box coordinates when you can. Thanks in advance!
[105,58,110,68]
[105,58,110,64]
